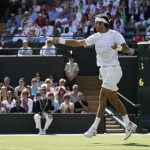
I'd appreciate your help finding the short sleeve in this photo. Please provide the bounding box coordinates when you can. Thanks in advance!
[114,31,126,46]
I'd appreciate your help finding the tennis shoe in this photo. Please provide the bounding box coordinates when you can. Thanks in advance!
[38,129,43,135]
[124,121,137,140]
[84,127,97,138]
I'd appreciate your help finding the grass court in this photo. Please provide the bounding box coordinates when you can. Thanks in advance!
[0,134,150,150]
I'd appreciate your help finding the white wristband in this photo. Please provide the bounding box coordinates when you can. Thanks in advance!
[116,45,122,51]
[59,38,66,44]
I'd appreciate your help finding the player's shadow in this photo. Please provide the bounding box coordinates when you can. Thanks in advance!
[123,143,150,147]
[92,143,150,147]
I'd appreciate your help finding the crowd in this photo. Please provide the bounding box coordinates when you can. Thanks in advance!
[0,0,150,45]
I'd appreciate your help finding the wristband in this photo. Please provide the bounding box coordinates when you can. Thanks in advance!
[59,38,66,44]
[116,45,122,51]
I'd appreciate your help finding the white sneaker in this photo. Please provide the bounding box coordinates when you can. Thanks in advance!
[124,121,137,140]
[38,129,43,135]
[42,130,46,135]
[84,127,97,138]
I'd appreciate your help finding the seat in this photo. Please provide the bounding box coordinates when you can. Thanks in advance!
[125,24,136,32]
[123,31,135,38]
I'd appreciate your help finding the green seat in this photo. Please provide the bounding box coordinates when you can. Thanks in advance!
[126,38,133,43]
[125,24,136,32]
[123,31,135,38]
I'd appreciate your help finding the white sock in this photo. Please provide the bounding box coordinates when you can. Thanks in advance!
[122,114,130,126]
[89,117,101,131]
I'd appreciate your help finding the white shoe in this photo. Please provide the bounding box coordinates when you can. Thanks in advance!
[42,130,46,135]
[124,121,137,140]
[38,129,43,135]
[84,127,97,138]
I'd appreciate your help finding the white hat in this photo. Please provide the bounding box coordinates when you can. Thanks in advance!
[18,27,23,30]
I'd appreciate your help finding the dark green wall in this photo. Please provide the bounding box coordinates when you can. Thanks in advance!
[0,114,105,134]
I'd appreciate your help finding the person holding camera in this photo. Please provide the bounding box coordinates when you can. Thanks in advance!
[33,88,54,135]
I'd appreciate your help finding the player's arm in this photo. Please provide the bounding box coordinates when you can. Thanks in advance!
[53,38,86,47]
[111,42,129,53]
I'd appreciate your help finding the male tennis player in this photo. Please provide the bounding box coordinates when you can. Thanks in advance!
[52,14,137,140]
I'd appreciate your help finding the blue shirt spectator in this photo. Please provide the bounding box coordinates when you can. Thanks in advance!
[7,13,21,28]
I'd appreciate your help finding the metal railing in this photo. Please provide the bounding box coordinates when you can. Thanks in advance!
[117,92,142,130]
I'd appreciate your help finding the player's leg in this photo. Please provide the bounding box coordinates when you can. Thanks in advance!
[84,87,112,138]
[108,91,137,140]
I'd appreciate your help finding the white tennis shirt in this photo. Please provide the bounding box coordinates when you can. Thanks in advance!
[84,29,126,67]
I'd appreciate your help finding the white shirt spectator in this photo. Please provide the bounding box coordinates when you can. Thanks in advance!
[40,45,56,55]
[21,98,33,113]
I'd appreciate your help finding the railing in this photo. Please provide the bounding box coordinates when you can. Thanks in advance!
[117,92,142,131]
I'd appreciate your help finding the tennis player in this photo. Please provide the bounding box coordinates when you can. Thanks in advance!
[52,14,137,140]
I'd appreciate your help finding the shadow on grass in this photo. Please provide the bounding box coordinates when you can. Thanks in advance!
[91,143,150,147]
[123,143,150,147]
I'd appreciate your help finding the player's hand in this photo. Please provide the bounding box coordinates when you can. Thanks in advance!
[111,42,118,50]
[53,38,60,44]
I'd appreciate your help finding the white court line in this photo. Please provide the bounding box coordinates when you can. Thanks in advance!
[0,133,149,136]
[0,147,32,150]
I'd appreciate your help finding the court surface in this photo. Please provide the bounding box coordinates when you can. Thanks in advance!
[0,134,150,150]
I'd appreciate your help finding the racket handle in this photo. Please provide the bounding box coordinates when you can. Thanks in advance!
[46,36,53,40]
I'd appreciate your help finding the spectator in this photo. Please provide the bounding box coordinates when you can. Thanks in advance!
[60,26,73,39]
[0,42,11,55]
[32,0,40,13]
[135,5,149,27]
[48,6,60,25]
[40,39,56,56]
[64,53,80,90]
[63,19,77,34]
[18,40,33,56]
[10,99,26,113]
[20,0,29,13]
[84,0,96,15]
[33,88,54,135]
[55,12,68,28]
[1,29,13,42]
[127,7,139,24]
[12,27,27,42]
[47,92,60,112]
[3,77,14,92]
[133,27,145,43]
[145,28,150,41]
[74,27,85,39]
[60,93,74,113]
[7,13,21,29]
[35,13,45,28]
[113,19,125,34]
[14,78,26,99]
[56,86,66,105]
[45,78,55,93]
[30,78,40,100]
[21,11,34,35]
[1,91,16,112]
[34,72,44,88]
[0,86,7,102]
[49,75,58,88]
[74,92,88,113]
[10,22,18,36]
[32,92,41,113]
[68,84,79,103]
[54,78,70,93]
[20,89,33,113]
[42,18,54,36]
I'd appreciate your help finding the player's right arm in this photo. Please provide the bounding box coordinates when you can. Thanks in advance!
[53,38,86,47]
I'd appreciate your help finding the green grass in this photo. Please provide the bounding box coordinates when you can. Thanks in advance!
[0,134,150,150]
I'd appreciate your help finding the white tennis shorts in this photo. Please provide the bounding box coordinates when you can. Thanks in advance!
[99,65,122,91]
